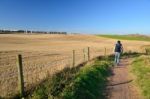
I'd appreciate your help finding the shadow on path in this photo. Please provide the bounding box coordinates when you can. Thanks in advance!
[107,79,133,86]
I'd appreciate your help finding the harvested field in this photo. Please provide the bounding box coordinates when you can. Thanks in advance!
[0,34,150,98]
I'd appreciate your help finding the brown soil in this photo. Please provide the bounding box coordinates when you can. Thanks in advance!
[106,58,143,99]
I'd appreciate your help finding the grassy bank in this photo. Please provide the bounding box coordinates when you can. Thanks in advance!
[131,55,150,99]
[61,60,112,99]
[28,57,113,99]
[98,34,150,42]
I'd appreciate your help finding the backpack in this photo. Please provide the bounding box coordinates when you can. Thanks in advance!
[115,43,122,52]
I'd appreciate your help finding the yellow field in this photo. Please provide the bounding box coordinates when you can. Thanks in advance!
[0,34,150,98]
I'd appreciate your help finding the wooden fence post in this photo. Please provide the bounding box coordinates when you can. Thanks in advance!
[87,47,90,61]
[83,49,86,62]
[145,48,148,55]
[72,50,75,67]
[17,54,24,98]
[104,47,107,57]
[104,47,107,60]
[104,47,107,58]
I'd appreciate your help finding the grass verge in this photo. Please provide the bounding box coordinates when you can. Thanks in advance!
[131,55,150,99]
[61,60,112,99]
[28,57,113,99]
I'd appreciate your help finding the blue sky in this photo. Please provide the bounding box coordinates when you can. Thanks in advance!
[0,0,150,34]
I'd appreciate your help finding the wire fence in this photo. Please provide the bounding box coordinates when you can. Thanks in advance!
[0,46,141,98]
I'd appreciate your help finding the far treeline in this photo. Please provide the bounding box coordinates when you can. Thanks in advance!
[0,29,67,34]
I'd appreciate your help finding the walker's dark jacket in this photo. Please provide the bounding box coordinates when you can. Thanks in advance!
[115,43,122,52]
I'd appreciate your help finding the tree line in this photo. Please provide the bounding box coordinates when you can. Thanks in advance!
[0,29,67,34]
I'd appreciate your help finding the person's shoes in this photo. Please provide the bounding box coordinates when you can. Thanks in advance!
[117,63,119,66]
[114,63,118,67]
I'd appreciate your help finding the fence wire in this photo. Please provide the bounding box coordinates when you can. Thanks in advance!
[0,47,115,98]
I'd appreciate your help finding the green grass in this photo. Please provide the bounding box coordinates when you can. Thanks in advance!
[28,66,79,99]
[97,34,150,42]
[26,52,147,99]
[131,55,150,99]
[28,57,113,99]
[61,60,112,99]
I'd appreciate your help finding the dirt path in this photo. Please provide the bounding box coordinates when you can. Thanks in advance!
[106,58,143,99]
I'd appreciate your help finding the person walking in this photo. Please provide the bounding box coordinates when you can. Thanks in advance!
[114,40,123,66]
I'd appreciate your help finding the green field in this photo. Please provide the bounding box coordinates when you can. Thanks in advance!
[98,34,150,42]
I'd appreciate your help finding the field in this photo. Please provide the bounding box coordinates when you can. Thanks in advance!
[98,34,150,42]
[0,34,150,98]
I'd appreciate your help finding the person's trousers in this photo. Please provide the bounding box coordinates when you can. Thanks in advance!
[114,52,121,64]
